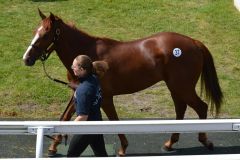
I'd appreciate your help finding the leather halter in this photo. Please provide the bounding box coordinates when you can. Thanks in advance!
[39,28,61,61]
[39,27,68,85]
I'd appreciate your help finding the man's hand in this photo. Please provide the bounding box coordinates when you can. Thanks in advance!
[75,115,88,121]
[67,82,79,90]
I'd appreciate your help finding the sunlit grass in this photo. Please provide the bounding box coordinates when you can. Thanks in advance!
[0,0,239,119]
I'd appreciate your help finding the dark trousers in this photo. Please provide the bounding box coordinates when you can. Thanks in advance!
[67,134,108,157]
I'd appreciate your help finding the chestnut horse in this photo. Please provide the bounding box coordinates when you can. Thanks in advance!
[23,10,223,156]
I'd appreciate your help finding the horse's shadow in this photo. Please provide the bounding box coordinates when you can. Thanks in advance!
[125,146,240,157]
[46,146,240,157]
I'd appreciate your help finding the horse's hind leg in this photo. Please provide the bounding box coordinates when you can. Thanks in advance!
[163,93,187,151]
[186,92,214,150]
[101,96,128,156]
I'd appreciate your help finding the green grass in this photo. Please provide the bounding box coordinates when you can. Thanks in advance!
[0,0,239,119]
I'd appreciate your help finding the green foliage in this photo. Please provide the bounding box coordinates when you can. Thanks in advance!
[0,0,239,119]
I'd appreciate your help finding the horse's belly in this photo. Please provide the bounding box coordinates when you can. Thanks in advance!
[104,73,163,95]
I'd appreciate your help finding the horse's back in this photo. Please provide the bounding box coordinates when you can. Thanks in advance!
[99,32,205,95]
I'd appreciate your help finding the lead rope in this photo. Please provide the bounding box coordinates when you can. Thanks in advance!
[41,60,68,85]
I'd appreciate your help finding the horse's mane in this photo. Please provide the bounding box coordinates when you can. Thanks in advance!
[66,21,94,38]
[43,15,121,44]
[64,18,121,43]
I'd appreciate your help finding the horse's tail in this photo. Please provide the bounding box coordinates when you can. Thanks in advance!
[197,41,223,116]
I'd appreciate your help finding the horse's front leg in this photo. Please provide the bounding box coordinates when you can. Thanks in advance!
[48,95,76,156]
[101,96,128,156]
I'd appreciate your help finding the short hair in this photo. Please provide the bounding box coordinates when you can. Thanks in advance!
[74,55,93,74]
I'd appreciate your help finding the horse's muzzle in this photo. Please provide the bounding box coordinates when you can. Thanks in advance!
[23,57,36,66]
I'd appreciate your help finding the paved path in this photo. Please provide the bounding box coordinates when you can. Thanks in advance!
[1,132,240,158]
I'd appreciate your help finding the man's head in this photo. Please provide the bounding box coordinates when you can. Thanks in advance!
[72,55,93,77]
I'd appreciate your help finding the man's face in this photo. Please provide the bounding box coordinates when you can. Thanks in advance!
[71,59,87,77]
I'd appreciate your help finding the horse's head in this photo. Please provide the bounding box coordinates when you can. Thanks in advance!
[23,9,61,66]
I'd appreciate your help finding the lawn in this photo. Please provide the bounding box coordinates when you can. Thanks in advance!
[0,0,239,119]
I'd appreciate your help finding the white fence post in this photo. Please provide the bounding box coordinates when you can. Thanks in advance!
[28,126,54,158]
[36,127,44,158]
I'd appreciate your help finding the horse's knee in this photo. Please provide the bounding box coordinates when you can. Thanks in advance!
[101,98,119,120]
[187,96,208,119]
[197,101,208,119]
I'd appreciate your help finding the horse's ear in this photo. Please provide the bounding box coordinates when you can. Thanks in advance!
[50,12,56,22]
[38,8,46,20]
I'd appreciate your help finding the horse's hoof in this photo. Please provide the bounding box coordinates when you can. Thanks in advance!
[162,140,175,152]
[48,150,57,157]
[161,145,174,152]
[118,148,126,157]
[200,140,214,151]
[206,142,214,151]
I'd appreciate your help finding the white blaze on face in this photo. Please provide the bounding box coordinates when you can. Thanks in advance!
[23,26,43,60]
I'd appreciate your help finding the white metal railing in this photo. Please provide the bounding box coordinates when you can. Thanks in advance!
[234,0,240,11]
[5,154,240,160]
[0,119,240,159]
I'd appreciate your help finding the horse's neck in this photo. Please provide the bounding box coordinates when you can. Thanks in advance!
[55,24,97,73]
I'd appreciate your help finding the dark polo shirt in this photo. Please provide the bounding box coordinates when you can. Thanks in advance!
[74,74,102,121]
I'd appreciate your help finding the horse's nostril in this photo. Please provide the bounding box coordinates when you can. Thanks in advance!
[23,58,35,66]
